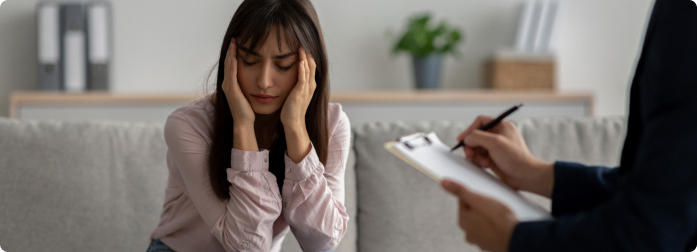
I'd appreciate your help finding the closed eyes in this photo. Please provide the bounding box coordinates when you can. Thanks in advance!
[241,58,294,72]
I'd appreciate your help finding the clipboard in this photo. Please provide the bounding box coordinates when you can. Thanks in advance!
[384,132,552,221]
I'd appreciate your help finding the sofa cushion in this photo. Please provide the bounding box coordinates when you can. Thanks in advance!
[515,116,626,166]
[0,117,360,252]
[0,118,169,252]
[352,116,625,252]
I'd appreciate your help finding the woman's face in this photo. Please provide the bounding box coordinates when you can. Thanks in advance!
[236,28,299,115]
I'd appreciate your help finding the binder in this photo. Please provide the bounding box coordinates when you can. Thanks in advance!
[86,2,111,91]
[524,1,544,52]
[514,0,536,52]
[61,3,87,92]
[384,132,552,221]
[533,1,559,53]
[37,3,62,90]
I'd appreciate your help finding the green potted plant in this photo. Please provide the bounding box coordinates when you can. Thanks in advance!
[393,14,463,89]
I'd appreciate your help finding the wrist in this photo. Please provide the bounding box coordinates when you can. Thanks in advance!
[282,120,306,134]
[529,160,554,198]
[233,124,254,134]
[283,123,309,146]
[232,125,258,152]
[283,122,311,163]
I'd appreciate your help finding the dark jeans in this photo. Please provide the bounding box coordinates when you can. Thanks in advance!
[146,239,176,252]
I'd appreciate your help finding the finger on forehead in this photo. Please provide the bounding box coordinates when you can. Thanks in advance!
[299,47,307,62]
[299,59,307,84]
[307,51,316,67]
[305,50,310,80]
[309,57,316,77]
[227,40,236,59]
[229,38,236,50]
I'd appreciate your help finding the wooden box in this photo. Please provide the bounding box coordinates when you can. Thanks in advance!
[485,51,556,90]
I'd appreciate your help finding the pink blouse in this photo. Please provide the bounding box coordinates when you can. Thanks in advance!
[150,95,350,252]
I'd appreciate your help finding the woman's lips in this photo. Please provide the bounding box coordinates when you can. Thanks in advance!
[251,94,277,103]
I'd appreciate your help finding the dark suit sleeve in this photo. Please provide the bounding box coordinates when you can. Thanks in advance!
[549,162,620,217]
[509,114,697,251]
[507,1,697,251]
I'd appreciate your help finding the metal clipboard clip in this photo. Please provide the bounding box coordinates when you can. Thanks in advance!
[403,135,433,150]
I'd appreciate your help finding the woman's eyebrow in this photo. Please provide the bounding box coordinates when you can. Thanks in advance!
[272,52,298,59]
[238,46,297,59]
[238,46,260,56]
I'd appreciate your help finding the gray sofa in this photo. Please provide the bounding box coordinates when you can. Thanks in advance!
[0,116,625,252]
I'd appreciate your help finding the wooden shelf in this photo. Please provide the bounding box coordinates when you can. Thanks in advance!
[330,90,592,103]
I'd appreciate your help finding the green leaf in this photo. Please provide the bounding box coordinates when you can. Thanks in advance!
[450,30,460,41]
[391,13,464,57]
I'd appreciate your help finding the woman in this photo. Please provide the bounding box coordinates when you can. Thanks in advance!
[148,0,350,251]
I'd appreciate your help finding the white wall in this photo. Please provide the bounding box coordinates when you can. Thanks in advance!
[555,0,654,116]
[0,0,654,117]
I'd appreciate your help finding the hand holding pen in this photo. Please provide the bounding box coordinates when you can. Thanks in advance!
[451,103,523,152]
[451,103,555,197]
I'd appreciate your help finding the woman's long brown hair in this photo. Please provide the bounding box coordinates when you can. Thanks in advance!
[208,0,329,200]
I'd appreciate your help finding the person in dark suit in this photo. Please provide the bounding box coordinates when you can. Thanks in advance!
[440,0,697,251]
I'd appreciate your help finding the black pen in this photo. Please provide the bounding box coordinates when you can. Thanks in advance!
[450,103,524,152]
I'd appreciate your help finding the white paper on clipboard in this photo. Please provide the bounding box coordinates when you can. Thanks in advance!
[384,132,552,222]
